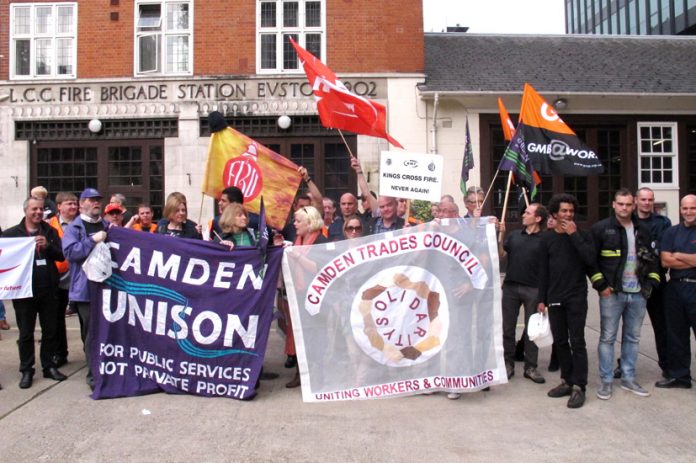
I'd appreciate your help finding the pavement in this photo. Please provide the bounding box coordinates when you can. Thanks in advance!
[0,296,695,463]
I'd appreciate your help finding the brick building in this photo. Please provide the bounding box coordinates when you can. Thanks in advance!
[0,0,425,226]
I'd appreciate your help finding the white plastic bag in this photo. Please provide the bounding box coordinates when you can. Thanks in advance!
[82,241,112,282]
[528,312,553,348]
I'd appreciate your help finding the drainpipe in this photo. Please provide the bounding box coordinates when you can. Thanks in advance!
[431,92,439,154]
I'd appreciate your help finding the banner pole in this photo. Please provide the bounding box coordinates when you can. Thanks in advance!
[499,171,513,241]
[197,194,205,227]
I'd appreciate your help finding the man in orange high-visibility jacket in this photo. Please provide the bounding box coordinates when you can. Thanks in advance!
[48,192,78,367]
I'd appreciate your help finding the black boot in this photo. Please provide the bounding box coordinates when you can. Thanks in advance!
[19,371,33,389]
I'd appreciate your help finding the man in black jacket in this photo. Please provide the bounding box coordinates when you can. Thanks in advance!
[591,188,659,400]
[3,197,67,388]
[536,194,597,409]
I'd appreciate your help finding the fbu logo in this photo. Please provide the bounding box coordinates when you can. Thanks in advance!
[222,144,263,201]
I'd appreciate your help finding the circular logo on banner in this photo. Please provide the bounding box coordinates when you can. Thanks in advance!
[222,145,263,202]
[351,266,448,367]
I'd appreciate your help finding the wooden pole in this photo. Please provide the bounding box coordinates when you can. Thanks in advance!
[521,187,530,207]
[499,171,514,241]
[337,129,356,159]
[480,168,501,208]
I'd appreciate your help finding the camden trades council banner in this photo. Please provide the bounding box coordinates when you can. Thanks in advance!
[282,220,506,403]
[89,227,282,400]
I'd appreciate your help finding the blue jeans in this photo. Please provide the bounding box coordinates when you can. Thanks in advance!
[598,292,647,383]
[0,300,5,320]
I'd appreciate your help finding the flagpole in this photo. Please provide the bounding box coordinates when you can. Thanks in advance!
[197,194,205,227]
[499,171,514,241]
[337,129,356,159]
[521,187,530,207]
[481,168,501,208]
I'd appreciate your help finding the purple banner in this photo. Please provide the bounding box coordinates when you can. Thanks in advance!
[89,227,282,400]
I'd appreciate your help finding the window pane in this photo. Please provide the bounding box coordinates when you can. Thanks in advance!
[36,6,53,35]
[167,35,189,73]
[167,3,189,30]
[14,7,31,35]
[261,2,276,27]
[36,38,52,75]
[138,4,162,30]
[306,33,321,57]
[641,140,652,152]
[283,34,299,69]
[283,2,299,27]
[57,6,74,34]
[56,38,73,75]
[15,40,31,75]
[139,35,160,73]
[306,1,321,27]
[261,34,276,69]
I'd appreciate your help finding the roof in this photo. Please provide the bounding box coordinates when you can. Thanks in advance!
[421,33,696,95]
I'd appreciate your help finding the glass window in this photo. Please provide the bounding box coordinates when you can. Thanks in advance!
[638,122,678,187]
[135,1,192,76]
[257,0,325,73]
[10,3,77,79]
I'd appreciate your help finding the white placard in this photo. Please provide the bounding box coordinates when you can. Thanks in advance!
[378,151,443,202]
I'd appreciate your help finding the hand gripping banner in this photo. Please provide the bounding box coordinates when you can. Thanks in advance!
[90,227,282,400]
[282,219,506,402]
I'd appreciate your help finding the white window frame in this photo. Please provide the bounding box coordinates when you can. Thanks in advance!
[256,0,326,74]
[133,0,193,77]
[637,122,679,189]
[9,2,77,80]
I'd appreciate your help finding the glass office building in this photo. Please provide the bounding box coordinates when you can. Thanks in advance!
[566,0,696,34]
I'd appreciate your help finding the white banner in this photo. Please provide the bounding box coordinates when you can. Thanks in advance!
[282,219,505,402]
[378,151,443,202]
[0,237,36,299]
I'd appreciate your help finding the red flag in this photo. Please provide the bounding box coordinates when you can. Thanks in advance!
[290,38,403,148]
[497,98,516,142]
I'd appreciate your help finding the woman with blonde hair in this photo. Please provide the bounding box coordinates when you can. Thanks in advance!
[293,206,327,247]
[156,192,202,239]
[217,203,255,249]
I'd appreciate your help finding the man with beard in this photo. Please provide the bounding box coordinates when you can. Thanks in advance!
[62,188,109,390]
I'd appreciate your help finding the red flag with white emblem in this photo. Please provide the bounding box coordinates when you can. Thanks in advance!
[290,38,403,149]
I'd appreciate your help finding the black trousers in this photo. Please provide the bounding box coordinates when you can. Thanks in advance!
[76,301,93,382]
[13,290,59,373]
[547,295,588,388]
[502,282,539,369]
[55,287,69,359]
[646,283,668,372]
[664,281,696,380]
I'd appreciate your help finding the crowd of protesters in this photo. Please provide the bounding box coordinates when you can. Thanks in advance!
[0,162,694,409]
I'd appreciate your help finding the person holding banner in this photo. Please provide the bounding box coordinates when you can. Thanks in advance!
[285,205,329,388]
[218,203,257,249]
[536,194,597,409]
[63,187,109,390]
[4,197,67,388]
[156,192,202,239]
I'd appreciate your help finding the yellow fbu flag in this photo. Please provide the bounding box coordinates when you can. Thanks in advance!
[202,112,301,229]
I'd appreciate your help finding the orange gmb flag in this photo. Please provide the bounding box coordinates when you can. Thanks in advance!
[497,98,516,142]
[202,111,302,229]
[517,83,603,175]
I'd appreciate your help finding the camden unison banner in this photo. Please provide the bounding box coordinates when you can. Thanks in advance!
[90,227,282,400]
[282,219,506,402]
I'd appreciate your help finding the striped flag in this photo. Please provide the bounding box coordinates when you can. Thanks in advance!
[499,126,538,200]
[460,117,474,194]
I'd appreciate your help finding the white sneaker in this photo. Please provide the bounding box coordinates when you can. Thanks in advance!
[447,392,461,400]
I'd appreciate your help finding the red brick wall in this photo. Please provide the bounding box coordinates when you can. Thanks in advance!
[0,0,423,80]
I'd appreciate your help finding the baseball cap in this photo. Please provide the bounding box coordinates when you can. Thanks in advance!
[104,203,125,214]
[80,188,102,200]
